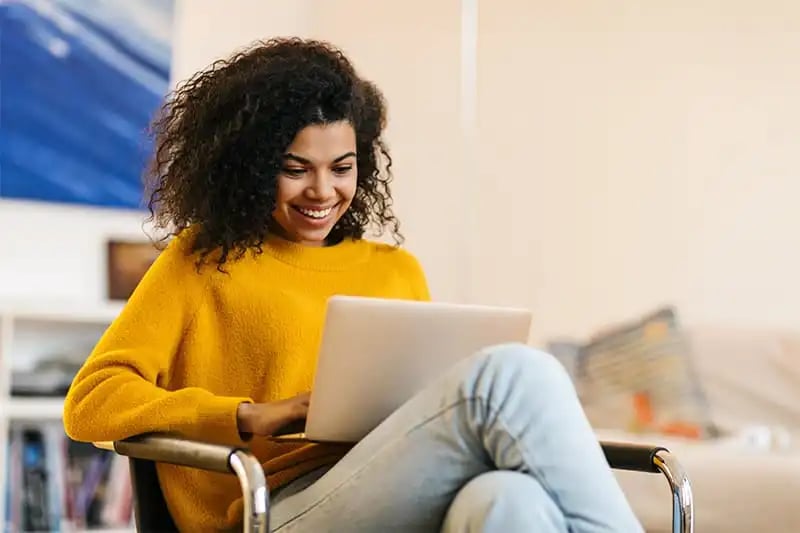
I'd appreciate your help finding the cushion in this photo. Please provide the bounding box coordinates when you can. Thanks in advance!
[571,307,717,438]
[687,326,800,431]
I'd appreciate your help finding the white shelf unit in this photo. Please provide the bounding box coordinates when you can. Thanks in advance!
[0,304,131,533]
[6,398,66,420]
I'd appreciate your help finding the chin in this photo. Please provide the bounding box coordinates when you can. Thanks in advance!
[296,227,335,246]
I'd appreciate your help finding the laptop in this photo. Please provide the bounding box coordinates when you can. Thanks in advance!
[282,295,532,443]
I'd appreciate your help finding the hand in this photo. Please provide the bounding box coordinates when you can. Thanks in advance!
[236,392,310,437]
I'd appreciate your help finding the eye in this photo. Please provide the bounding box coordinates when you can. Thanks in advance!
[282,167,306,178]
[333,165,353,176]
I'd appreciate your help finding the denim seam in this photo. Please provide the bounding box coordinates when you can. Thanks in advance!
[486,395,599,526]
[480,396,561,505]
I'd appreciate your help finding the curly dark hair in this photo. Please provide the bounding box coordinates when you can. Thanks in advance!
[145,37,401,269]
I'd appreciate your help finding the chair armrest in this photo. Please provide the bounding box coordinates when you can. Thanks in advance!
[600,441,666,473]
[94,434,269,533]
[601,441,694,533]
[96,433,239,473]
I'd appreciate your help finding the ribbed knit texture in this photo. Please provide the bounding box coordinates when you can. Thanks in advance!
[63,231,430,532]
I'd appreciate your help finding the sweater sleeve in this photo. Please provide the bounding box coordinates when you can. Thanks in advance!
[63,236,251,445]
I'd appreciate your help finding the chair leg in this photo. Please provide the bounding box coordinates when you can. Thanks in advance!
[652,450,693,533]
[229,450,270,533]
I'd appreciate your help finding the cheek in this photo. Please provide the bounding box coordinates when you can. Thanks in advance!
[275,179,299,209]
[341,176,358,202]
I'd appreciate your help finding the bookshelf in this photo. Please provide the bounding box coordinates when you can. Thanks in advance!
[0,303,133,532]
[6,398,66,420]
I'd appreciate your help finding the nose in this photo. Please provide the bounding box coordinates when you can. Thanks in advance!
[306,170,335,200]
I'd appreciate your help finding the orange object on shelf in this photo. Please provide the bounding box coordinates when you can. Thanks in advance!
[633,392,654,426]
[659,421,702,439]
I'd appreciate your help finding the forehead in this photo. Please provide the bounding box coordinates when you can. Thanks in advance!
[285,121,356,162]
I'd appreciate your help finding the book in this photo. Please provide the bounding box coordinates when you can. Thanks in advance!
[4,422,132,531]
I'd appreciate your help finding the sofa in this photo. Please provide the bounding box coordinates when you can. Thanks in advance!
[597,326,800,532]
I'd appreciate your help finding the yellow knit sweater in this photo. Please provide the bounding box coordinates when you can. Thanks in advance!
[63,232,430,532]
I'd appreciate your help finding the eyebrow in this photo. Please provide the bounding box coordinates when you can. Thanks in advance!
[283,152,357,165]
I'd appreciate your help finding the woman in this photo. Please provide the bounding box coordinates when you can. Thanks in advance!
[63,38,641,532]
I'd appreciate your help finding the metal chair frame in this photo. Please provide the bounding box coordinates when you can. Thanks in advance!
[96,434,693,533]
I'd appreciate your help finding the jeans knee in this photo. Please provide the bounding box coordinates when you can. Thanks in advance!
[464,470,538,507]
[443,471,567,532]
[477,343,572,388]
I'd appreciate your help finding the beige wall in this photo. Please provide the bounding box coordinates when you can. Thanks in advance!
[170,0,312,84]
[3,1,797,343]
[477,1,800,341]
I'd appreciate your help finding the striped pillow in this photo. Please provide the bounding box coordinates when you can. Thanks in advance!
[574,308,718,438]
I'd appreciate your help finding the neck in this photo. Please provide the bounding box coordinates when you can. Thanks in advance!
[262,232,369,271]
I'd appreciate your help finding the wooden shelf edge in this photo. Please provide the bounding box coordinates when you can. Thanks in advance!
[0,302,125,324]
[4,397,65,420]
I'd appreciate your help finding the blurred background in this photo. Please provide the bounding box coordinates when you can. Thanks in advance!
[1,0,799,531]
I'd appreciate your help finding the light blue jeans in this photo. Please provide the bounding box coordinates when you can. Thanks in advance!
[271,344,642,532]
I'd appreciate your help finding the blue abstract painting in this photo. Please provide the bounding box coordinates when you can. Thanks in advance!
[0,0,175,209]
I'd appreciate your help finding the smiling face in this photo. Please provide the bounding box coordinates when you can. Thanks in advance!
[271,121,358,246]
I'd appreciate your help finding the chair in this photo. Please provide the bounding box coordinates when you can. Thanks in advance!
[95,434,693,533]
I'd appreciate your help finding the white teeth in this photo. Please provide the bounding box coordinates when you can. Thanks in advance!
[297,206,333,219]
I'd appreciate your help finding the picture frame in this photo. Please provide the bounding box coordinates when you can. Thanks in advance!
[106,239,161,301]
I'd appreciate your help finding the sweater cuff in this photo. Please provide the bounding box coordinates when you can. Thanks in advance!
[192,394,253,446]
